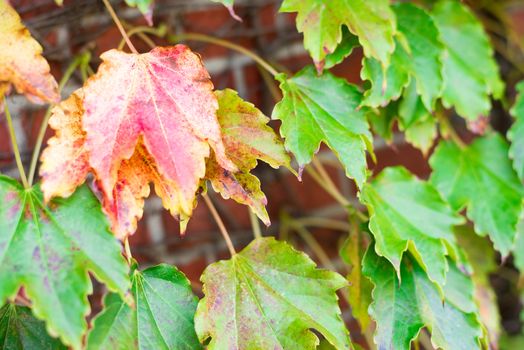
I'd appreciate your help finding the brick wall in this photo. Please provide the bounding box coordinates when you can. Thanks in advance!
[3,0,524,342]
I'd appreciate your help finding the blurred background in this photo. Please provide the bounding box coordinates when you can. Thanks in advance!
[2,0,524,348]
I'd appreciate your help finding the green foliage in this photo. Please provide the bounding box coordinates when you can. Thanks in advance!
[3,0,524,349]
[509,81,524,181]
[280,0,395,70]
[362,3,443,110]
[432,0,504,121]
[340,231,372,330]
[272,66,373,187]
[87,264,200,350]
[430,134,524,256]
[0,176,129,349]
[195,237,350,349]
[360,166,463,289]
[0,304,66,349]
[363,246,483,350]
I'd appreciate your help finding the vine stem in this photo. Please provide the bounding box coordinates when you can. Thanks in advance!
[168,32,279,77]
[117,25,166,50]
[124,237,133,264]
[101,0,138,54]
[4,99,29,188]
[306,166,350,207]
[203,193,237,256]
[249,209,262,239]
[436,109,466,149]
[27,57,82,186]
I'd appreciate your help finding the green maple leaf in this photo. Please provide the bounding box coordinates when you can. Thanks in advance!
[360,166,464,289]
[280,0,395,70]
[324,27,360,70]
[195,237,350,349]
[398,82,438,155]
[0,176,129,349]
[87,264,200,350]
[0,304,66,349]
[272,66,373,188]
[430,134,524,257]
[509,81,524,181]
[363,246,483,350]
[432,0,504,121]
[362,3,444,110]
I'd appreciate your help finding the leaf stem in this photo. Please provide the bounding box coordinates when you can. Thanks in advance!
[203,193,236,256]
[306,166,350,207]
[124,237,132,264]
[168,32,279,77]
[102,0,138,54]
[4,99,29,188]
[249,208,262,239]
[117,25,166,50]
[27,57,82,186]
[436,109,466,149]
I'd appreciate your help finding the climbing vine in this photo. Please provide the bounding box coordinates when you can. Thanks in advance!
[1,0,523,349]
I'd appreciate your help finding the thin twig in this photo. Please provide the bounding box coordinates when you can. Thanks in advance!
[168,32,279,77]
[203,193,236,256]
[295,217,351,232]
[101,0,138,54]
[124,237,133,264]
[4,99,29,188]
[249,208,262,239]
[118,25,166,50]
[436,110,467,149]
[305,166,350,207]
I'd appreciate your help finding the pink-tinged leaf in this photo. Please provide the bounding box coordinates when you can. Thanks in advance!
[0,0,59,104]
[99,141,191,239]
[82,45,236,218]
[205,89,291,225]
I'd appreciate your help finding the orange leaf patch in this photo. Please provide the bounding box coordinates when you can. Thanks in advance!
[0,0,58,104]
[82,46,236,216]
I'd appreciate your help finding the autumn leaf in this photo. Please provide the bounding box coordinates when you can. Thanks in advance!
[99,141,189,239]
[87,264,201,350]
[0,304,67,349]
[0,177,130,349]
[0,0,58,104]
[206,89,290,226]
[81,45,235,217]
[40,90,89,202]
[195,237,351,349]
[40,89,191,238]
